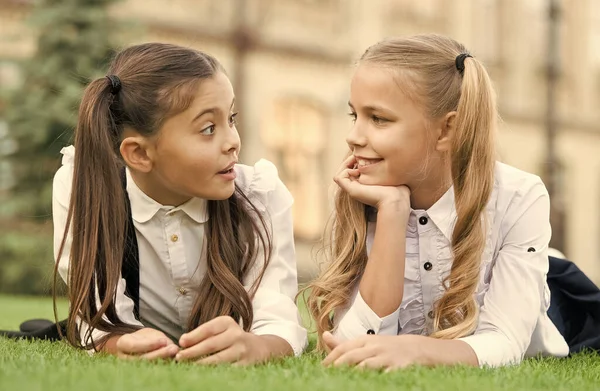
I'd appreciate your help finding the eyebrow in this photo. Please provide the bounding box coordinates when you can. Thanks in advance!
[348,101,392,114]
[192,97,236,123]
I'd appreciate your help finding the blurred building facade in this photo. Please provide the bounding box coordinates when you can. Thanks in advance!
[1,0,600,281]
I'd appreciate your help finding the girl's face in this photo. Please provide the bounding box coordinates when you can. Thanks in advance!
[347,64,445,192]
[139,71,241,205]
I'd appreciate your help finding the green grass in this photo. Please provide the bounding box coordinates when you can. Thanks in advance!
[1,295,600,391]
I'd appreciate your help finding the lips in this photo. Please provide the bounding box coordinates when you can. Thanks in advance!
[218,161,237,174]
[355,157,383,168]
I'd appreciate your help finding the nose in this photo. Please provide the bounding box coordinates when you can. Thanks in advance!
[224,125,241,157]
[346,122,367,150]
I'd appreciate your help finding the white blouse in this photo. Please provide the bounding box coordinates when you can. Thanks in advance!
[53,146,307,355]
[333,162,569,367]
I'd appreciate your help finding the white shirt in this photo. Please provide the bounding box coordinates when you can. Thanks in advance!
[53,146,307,356]
[333,162,569,367]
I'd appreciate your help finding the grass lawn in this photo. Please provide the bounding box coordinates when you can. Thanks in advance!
[1,295,599,391]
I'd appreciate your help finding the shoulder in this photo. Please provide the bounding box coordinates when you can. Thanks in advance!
[53,146,75,207]
[234,159,293,213]
[494,161,548,202]
[493,162,550,233]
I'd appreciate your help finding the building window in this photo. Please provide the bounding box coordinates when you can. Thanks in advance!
[262,97,327,240]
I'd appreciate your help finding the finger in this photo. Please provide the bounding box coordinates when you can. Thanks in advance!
[338,154,357,173]
[358,356,387,371]
[347,168,360,178]
[334,173,360,193]
[196,346,241,365]
[322,331,341,352]
[322,337,367,366]
[384,362,410,373]
[179,316,237,348]
[139,343,180,361]
[332,346,377,367]
[176,328,239,362]
[117,334,170,355]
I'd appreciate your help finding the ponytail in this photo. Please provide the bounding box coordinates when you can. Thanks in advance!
[431,56,496,338]
[54,77,139,349]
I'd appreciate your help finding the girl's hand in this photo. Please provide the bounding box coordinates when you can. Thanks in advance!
[175,316,269,365]
[334,155,411,212]
[321,331,427,371]
[115,327,179,360]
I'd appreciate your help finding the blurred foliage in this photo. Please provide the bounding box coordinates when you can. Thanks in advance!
[3,0,120,217]
[0,220,66,295]
[1,0,120,295]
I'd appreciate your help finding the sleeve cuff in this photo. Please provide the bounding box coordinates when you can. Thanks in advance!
[459,333,522,368]
[334,291,400,340]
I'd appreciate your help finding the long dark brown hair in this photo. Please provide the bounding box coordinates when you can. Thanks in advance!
[53,43,272,350]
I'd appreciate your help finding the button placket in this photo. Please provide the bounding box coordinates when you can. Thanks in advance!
[164,212,190,323]
[419,230,438,330]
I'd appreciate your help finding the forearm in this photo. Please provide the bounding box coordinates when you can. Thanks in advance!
[419,337,479,367]
[359,203,409,317]
[98,334,124,355]
[98,327,151,355]
[257,334,294,360]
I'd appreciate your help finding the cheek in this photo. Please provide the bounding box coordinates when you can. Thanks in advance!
[155,141,214,183]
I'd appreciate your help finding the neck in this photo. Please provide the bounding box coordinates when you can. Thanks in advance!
[409,166,452,210]
[129,169,191,207]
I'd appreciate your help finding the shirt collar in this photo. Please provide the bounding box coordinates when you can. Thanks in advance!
[425,186,457,242]
[426,180,499,242]
[125,168,209,224]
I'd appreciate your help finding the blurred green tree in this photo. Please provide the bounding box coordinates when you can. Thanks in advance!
[4,0,119,218]
[1,0,119,295]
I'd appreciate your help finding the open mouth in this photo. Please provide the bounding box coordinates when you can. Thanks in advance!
[218,161,237,175]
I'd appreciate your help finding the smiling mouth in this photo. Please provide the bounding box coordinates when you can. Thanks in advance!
[355,158,383,168]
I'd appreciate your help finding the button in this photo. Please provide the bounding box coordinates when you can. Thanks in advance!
[366,329,375,335]
[527,247,536,252]
[424,261,433,271]
[178,287,188,295]
[428,311,434,319]
[419,216,428,225]
[171,234,179,243]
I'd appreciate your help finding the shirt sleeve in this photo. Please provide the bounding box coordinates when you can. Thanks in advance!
[459,178,552,367]
[53,146,143,348]
[332,285,401,340]
[241,159,308,356]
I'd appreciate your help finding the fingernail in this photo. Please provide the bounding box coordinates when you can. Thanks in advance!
[175,353,182,361]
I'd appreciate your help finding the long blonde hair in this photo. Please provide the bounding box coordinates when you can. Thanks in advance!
[304,34,496,348]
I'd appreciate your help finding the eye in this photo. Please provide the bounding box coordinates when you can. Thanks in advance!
[371,115,387,124]
[229,112,239,126]
[348,112,357,123]
[200,124,215,135]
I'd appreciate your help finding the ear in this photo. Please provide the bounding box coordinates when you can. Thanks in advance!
[435,111,456,152]
[120,134,154,173]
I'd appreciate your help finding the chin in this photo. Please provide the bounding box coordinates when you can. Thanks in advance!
[358,173,403,187]
[357,173,385,186]
[212,184,236,200]
[193,183,235,201]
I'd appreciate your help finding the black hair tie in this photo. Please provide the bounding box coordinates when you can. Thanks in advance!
[455,53,473,74]
[105,75,122,95]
